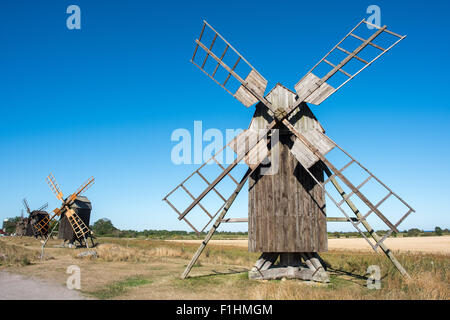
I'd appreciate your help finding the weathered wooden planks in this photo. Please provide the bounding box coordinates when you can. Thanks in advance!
[229,129,269,169]
[248,84,328,252]
[290,130,335,169]
[234,70,268,107]
[294,73,335,105]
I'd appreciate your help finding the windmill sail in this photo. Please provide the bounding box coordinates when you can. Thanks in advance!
[191,21,270,109]
[293,19,405,107]
[37,203,49,212]
[163,128,272,233]
[22,198,31,215]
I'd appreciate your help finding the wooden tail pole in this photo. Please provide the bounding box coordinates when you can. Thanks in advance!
[40,220,60,260]
[181,168,252,279]
[324,167,410,278]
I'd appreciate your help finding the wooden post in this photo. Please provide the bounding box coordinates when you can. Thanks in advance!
[181,169,252,279]
[40,220,59,260]
[324,167,410,278]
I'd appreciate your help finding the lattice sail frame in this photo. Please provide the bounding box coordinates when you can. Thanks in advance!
[294,19,406,105]
[22,198,31,214]
[191,20,271,110]
[283,126,415,251]
[163,128,272,234]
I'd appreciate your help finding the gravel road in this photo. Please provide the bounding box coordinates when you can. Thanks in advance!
[0,271,87,300]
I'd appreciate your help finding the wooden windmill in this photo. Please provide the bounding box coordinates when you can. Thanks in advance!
[163,19,415,281]
[22,198,49,237]
[35,174,95,255]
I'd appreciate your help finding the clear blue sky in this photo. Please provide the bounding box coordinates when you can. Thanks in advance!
[0,0,449,232]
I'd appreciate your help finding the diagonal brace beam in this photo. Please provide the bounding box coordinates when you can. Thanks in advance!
[181,168,252,279]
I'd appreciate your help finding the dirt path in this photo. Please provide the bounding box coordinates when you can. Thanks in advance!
[0,271,87,300]
[167,236,450,255]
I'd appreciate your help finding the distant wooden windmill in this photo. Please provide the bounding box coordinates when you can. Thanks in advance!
[22,198,49,237]
[163,19,415,281]
[35,173,95,256]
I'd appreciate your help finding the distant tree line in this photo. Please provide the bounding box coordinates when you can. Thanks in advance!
[328,227,450,238]
[2,216,449,239]
[90,218,248,239]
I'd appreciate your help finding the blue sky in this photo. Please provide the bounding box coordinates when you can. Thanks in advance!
[0,0,449,232]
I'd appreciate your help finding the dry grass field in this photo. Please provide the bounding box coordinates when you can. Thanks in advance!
[0,236,448,300]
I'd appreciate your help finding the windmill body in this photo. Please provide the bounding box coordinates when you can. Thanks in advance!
[58,196,92,244]
[19,199,49,238]
[249,84,327,253]
[35,174,95,257]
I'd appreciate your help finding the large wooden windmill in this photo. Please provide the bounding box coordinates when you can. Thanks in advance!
[35,174,95,256]
[163,19,415,281]
[22,198,49,237]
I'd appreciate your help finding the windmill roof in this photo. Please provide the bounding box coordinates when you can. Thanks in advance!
[265,83,296,97]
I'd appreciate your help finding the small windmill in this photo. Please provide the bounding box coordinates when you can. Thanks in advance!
[35,173,95,256]
[22,198,49,237]
[164,19,415,281]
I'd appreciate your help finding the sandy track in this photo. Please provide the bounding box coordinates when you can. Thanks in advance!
[167,236,450,255]
[0,271,87,300]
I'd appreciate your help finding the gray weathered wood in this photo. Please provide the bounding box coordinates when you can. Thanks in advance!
[234,70,268,107]
[248,84,328,253]
[253,252,279,271]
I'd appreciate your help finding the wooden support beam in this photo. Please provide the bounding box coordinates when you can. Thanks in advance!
[327,217,358,222]
[180,184,213,219]
[350,33,386,51]
[201,34,218,68]
[324,59,352,77]
[336,46,368,64]
[220,218,248,223]
[191,22,206,61]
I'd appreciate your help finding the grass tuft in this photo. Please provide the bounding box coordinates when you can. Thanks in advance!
[90,276,152,299]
